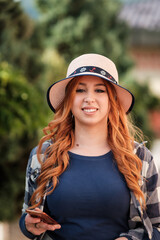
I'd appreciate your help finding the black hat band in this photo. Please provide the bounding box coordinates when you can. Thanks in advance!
[69,66,117,84]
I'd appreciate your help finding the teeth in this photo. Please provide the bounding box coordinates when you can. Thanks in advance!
[83,109,97,112]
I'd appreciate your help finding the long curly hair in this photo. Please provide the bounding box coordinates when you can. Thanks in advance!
[30,77,145,209]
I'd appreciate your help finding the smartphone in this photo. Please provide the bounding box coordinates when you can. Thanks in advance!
[25,209,58,225]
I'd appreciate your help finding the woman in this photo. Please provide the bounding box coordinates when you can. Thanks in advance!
[19,54,160,240]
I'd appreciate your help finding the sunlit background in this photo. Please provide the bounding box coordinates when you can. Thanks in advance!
[0,0,160,239]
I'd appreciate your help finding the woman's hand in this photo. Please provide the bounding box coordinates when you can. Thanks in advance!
[25,208,61,236]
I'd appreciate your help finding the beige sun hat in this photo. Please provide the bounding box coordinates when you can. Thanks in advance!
[47,53,134,114]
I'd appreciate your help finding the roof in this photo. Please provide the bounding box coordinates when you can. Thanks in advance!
[119,0,160,32]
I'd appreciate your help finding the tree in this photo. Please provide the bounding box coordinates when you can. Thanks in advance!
[36,0,133,75]
[0,0,49,220]
[0,0,45,83]
[0,61,49,220]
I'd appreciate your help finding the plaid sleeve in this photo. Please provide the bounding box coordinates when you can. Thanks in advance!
[21,140,52,214]
[145,149,160,234]
[120,144,160,240]
[137,145,160,236]
[21,146,41,214]
[20,141,52,240]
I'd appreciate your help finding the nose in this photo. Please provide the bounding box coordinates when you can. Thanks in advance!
[84,97,95,104]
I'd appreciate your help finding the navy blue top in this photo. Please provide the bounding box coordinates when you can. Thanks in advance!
[45,151,131,240]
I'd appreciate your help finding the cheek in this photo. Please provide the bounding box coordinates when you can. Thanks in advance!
[71,96,82,112]
[101,96,110,114]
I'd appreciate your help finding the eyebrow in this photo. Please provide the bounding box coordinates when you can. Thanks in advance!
[78,83,106,87]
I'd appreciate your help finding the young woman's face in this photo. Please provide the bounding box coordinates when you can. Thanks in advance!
[71,75,110,128]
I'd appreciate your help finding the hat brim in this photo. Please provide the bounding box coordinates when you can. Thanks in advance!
[47,72,134,114]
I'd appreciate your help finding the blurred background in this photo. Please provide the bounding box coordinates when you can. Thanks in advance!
[0,0,160,239]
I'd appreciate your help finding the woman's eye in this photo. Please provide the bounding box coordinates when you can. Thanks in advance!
[95,89,105,93]
[76,89,85,93]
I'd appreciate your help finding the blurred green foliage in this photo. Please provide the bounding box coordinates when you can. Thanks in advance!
[0,0,49,220]
[36,0,133,75]
[123,76,160,147]
[0,61,48,221]
[0,0,45,82]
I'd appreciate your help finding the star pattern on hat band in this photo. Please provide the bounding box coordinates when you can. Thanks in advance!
[69,66,117,84]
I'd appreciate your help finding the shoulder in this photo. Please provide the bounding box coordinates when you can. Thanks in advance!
[134,141,158,180]
[134,141,153,164]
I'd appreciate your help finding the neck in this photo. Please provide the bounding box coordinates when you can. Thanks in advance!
[70,123,110,156]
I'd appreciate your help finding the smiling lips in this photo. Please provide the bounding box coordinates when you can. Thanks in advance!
[82,108,98,113]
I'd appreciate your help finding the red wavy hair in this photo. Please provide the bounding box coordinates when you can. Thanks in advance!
[30,77,145,210]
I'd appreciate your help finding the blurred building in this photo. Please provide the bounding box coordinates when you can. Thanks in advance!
[119,0,160,95]
[119,0,160,169]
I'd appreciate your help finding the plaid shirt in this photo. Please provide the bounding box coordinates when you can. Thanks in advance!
[21,141,160,240]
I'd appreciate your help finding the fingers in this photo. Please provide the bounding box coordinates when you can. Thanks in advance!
[26,213,41,224]
[35,221,61,231]
[25,214,43,235]
[34,207,43,212]
[25,213,61,236]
